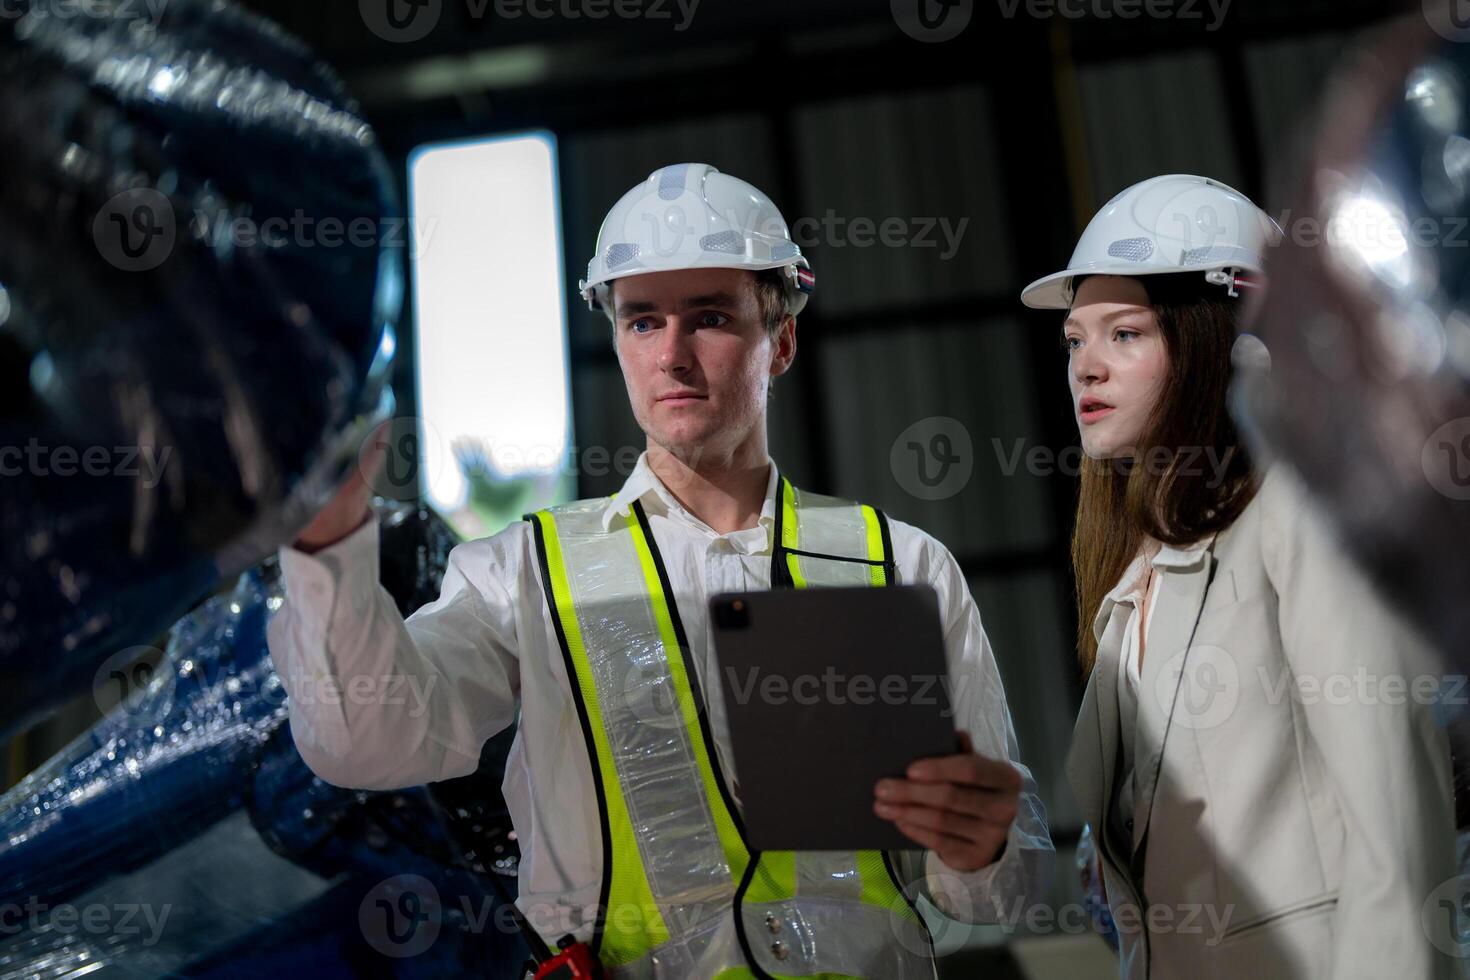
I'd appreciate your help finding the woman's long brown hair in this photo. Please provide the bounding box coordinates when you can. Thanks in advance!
[1070,273,1258,674]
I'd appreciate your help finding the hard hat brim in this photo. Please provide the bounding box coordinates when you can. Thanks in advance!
[1020,259,1266,311]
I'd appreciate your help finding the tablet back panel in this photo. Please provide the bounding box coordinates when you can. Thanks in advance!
[709,585,959,851]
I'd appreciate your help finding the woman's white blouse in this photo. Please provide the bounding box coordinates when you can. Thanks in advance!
[1101,536,1214,856]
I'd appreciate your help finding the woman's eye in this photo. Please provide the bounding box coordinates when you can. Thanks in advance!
[1115,329,1140,343]
[1061,335,1082,352]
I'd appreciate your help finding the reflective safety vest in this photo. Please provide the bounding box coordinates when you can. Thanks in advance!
[526,474,937,979]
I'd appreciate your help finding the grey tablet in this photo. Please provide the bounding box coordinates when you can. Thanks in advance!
[709,584,960,852]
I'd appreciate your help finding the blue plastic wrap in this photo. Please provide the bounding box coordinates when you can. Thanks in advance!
[0,504,529,978]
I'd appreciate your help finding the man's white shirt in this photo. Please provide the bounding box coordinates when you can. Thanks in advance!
[267,452,1053,940]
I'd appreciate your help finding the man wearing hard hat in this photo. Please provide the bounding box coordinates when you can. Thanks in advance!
[269,163,1053,978]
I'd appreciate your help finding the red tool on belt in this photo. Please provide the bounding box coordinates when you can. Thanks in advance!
[531,935,605,979]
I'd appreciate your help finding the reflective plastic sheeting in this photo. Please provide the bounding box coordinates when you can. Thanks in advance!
[0,504,529,977]
[0,505,526,980]
[0,0,401,740]
[1234,13,1470,665]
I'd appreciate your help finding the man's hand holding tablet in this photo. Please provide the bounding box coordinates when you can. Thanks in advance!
[873,730,1020,871]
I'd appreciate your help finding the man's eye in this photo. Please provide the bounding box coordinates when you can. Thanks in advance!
[629,319,654,334]
[698,312,728,327]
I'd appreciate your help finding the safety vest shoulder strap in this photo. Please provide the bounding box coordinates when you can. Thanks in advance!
[771,472,895,589]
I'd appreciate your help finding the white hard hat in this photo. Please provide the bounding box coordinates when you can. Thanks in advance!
[1021,174,1279,310]
[579,163,814,316]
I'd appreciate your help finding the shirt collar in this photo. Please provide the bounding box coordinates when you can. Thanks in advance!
[600,451,781,536]
[1152,533,1217,570]
[1093,533,1217,641]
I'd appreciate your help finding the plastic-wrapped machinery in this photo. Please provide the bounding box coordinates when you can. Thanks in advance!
[0,505,529,977]
[0,0,401,739]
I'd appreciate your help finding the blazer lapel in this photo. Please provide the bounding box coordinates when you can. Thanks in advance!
[1066,630,1121,837]
[1130,542,1218,854]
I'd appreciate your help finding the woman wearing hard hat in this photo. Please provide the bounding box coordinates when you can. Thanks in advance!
[1022,174,1457,978]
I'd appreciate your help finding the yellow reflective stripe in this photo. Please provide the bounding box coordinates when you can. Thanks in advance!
[739,848,795,906]
[626,514,750,884]
[780,478,807,588]
[531,510,669,963]
[786,551,806,589]
[860,505,886,587]
[857,850,919,924]
[779,477,800,550]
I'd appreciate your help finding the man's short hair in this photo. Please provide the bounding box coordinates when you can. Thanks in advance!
[603,267,791,339]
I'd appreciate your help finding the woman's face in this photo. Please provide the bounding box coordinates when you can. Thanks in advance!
[1063,276,1170,459]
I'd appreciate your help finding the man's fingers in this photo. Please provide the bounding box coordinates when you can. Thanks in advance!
[874,779,1018,824]
[906,751,1022,791]
[889,818,999,873]
[876,799,1014,839]
[890,818,960,853]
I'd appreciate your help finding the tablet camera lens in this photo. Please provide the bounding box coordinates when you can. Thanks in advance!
[716,599,749,631]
